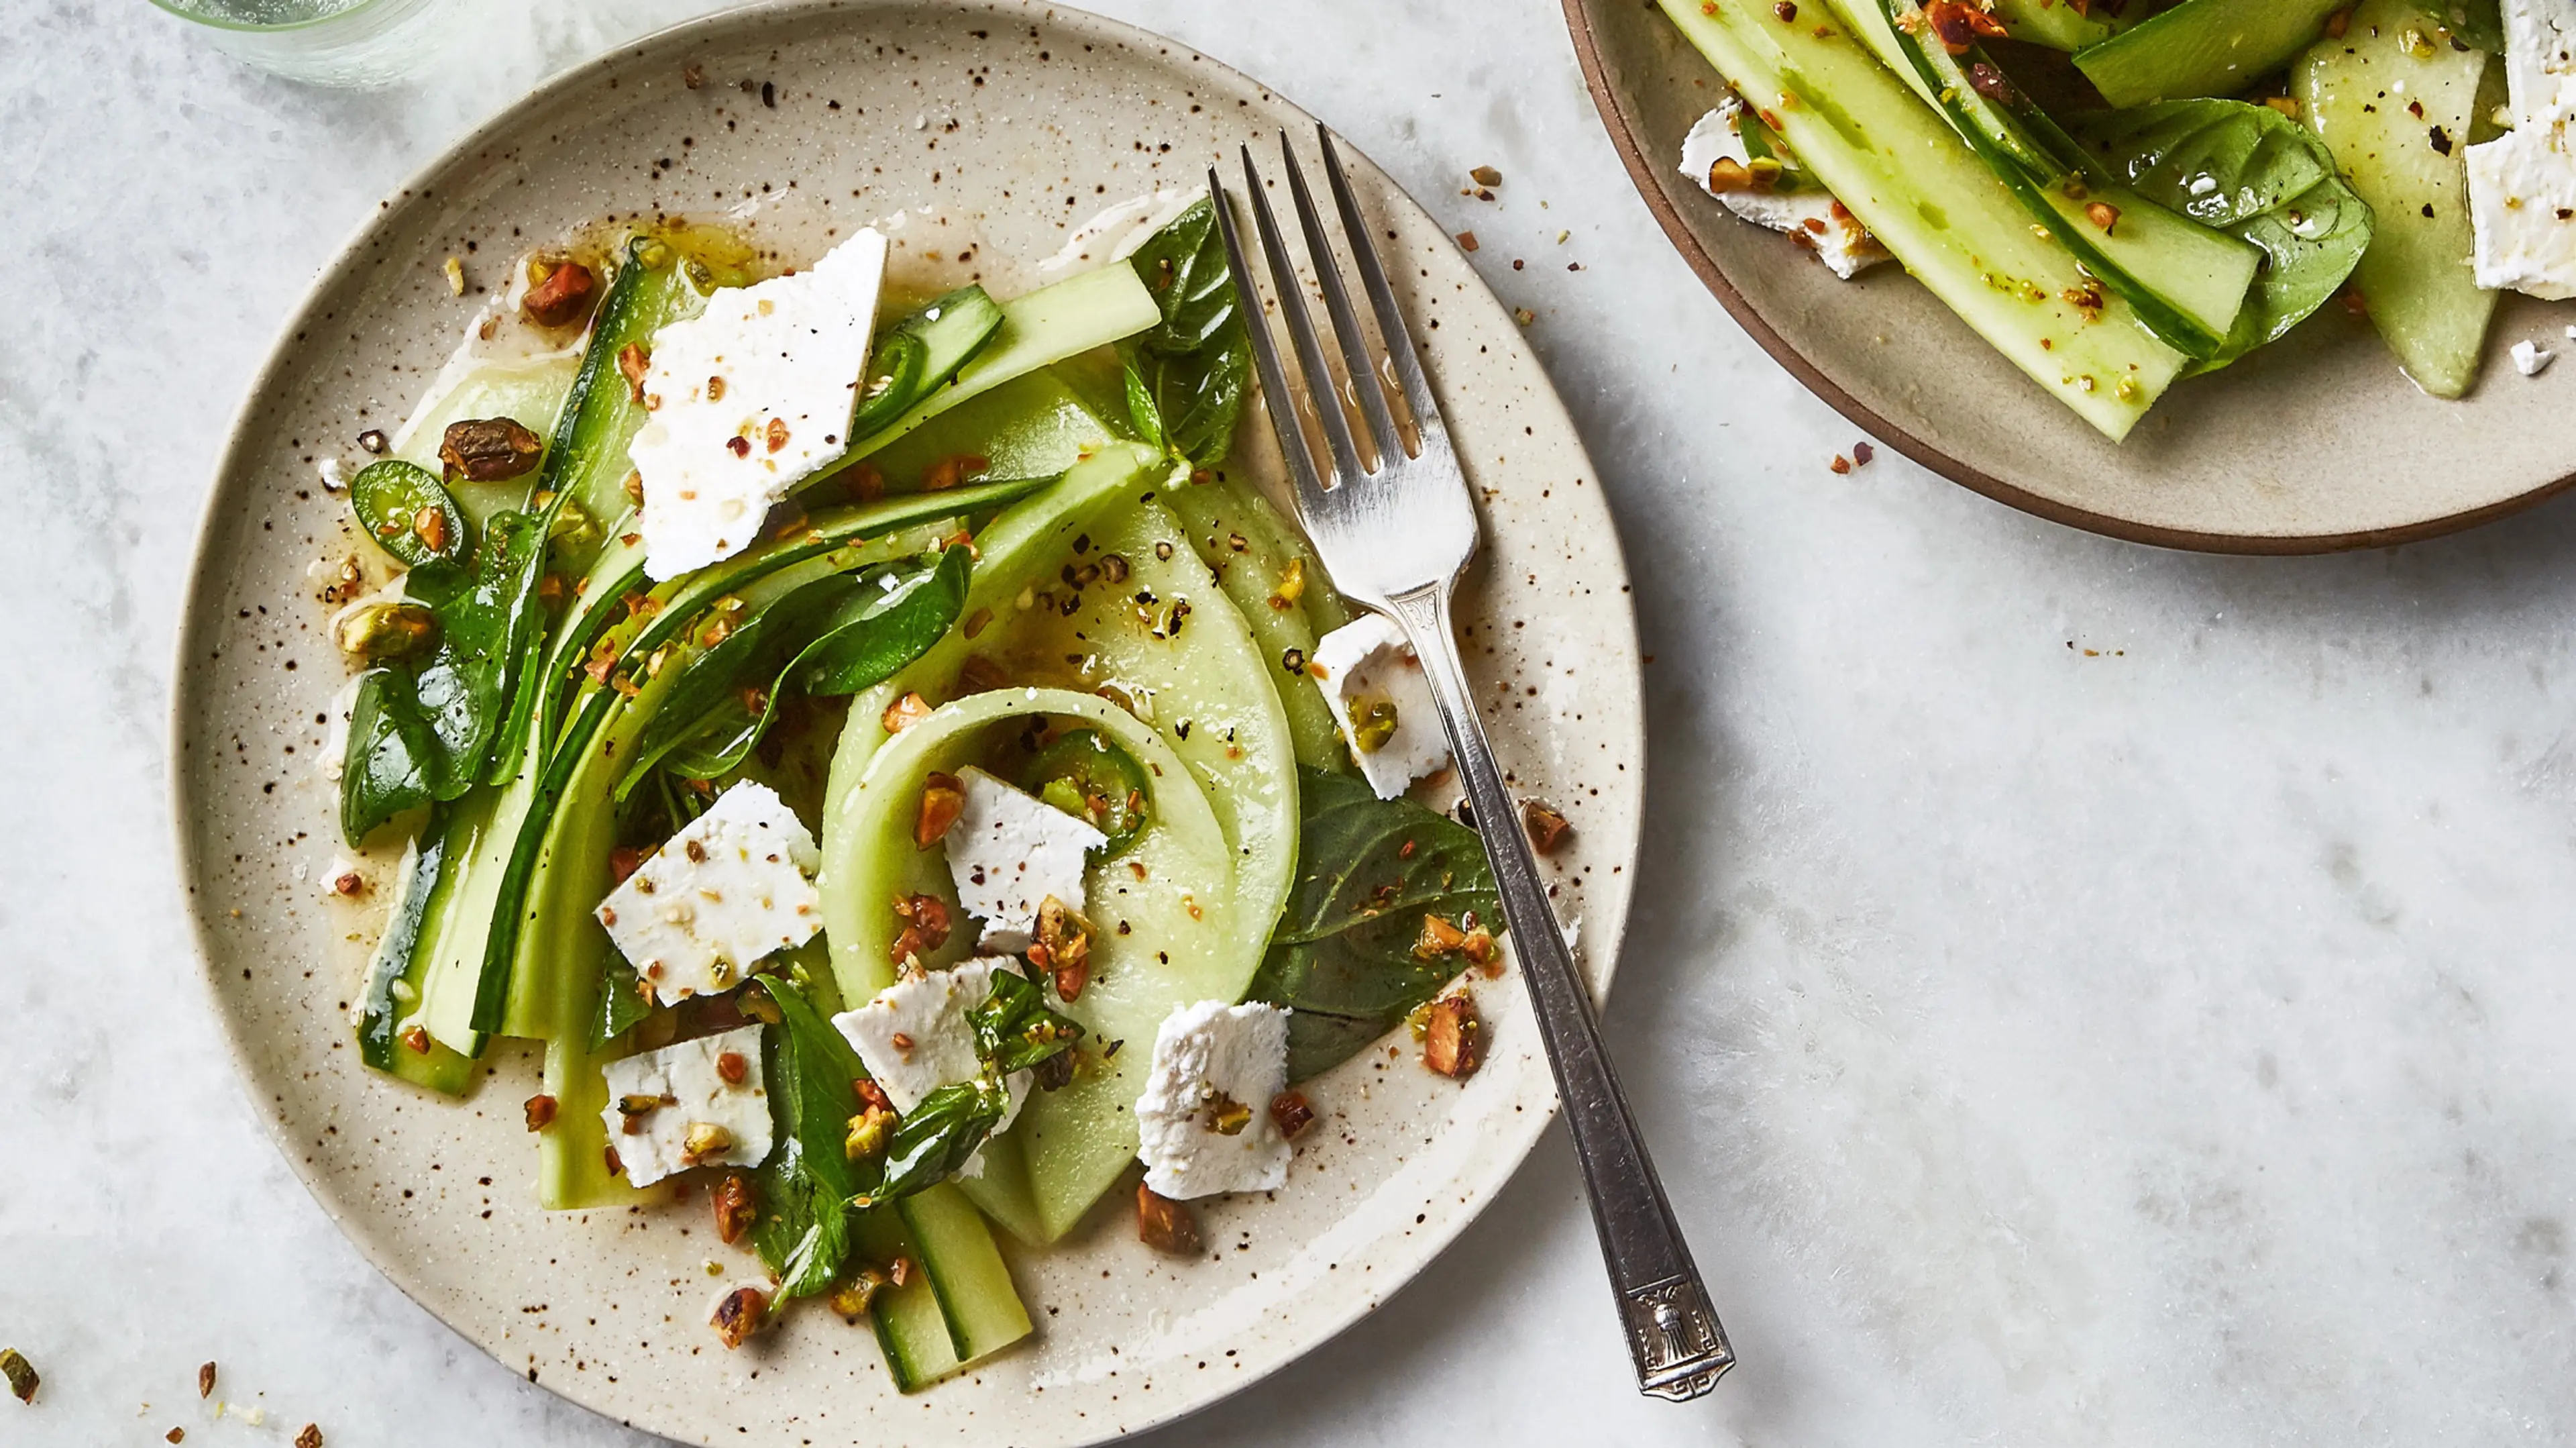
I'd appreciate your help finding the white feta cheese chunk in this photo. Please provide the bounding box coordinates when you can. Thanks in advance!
[2503,0,2576,127]
[830,958,1032,1176]
[2470,129,2576,299]
[630,229,888,580]
[1134,1000,1293,1200]
[1679,100,1889,281]
[1312,613,1450,801]
[598,1023,773,1188]
[595,780,822,1006]
[2516,338,2557,374]
[943,766,1106,953]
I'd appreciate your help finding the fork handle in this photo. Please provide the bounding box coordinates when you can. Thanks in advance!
[1383,583,1735,1402]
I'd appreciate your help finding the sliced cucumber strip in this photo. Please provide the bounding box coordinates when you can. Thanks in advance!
[809,264,1161,485]
[531,665,678,1210]
[1829,0,2074,183]
[2294,0,2492,397]
[851,1208,961,1391]
[1661,0,2190,437]
[354,823,476,1095]
[1990,0,2118,50]
[1160,477,1354,774]
[899,1182,1034,1363]
[1858,0,2260,356]
[2076,0,2349,109]
[820,444,1171,831]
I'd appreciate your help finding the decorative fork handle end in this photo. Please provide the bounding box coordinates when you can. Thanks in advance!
[1621,1272,1735,1401]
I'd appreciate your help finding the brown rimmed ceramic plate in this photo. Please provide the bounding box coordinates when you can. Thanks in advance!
[1564,0,2576,553]
[168,3,1646,1445]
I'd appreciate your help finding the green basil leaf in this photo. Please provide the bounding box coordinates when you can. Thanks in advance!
[589,961,653,1049]
[339,668,441,845]
[617,576,853,794]
[405,508,548,792]
[1122,197,1252,468]
[1247,767,1502,1082]
[2072,100,2375,370]
[619,547,972,794]
[751,976,869,1296]
[869,1077,1010,1204]
[967,967,1085,1076]
[793,544,974,696]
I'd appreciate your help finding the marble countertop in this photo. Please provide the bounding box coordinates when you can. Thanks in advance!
[11,0,2576,1443]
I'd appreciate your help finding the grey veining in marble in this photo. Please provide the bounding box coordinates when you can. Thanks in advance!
[9,0,2576,1443]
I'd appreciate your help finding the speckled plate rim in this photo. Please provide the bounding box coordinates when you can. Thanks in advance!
[1558,0,2576,556]
[166,3,1646,1442]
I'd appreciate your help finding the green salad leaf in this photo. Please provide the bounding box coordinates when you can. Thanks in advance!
[752,974,867,1298]
[1247,768,1502,1082]
[2072,100,2375,370]
[1122,198,1252,468]
[337,508,549,845]
[340,669,441,842]
[619,546,972,794]
[967,966,1085,1076]
[871,1077,1013,1204]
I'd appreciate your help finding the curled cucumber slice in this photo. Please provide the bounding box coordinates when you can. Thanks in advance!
[819,684,1239,1242]
[350,459,467,566]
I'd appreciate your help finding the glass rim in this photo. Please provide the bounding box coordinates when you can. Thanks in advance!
[144,0,413,34]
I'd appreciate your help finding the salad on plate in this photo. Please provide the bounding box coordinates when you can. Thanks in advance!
[319,196,1509,1386]
[1660,0,2567,438]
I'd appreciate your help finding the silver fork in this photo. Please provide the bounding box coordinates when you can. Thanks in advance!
[1211,130,1735,1402]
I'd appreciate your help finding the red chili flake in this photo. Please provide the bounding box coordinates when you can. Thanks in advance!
[727,435,753,458]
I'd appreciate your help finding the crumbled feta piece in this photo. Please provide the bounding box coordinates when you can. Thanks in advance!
[2502,0,2576,127]
[944,766,1105,952]
[629,229,888,580]
[594,781,821,1006]
[1134,1000,1293,1200]
[830,959,1032,1176]
[2469,130,2576,299]
[2516,338,2557,374]
[1679,100,1888,281]
[2470,3,2576,297]
[598,1024,773,1187]
[1311,613,1450,801]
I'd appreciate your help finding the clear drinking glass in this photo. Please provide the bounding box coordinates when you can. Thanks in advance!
[148,0,464,89]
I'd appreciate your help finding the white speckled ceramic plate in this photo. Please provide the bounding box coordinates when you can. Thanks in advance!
[170,4,1642,1443]
[1566,0,2576,554]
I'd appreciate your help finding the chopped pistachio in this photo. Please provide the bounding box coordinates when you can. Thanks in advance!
[682,1122,735,1163]
[333,601,438,662]
[1349,696,1400,754]
[844,1104,896,1160]
[1206,1092,1253,1137]
[830,1266,891,1320]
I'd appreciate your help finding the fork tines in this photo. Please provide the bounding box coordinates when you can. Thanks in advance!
[1209,127,1453,510]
